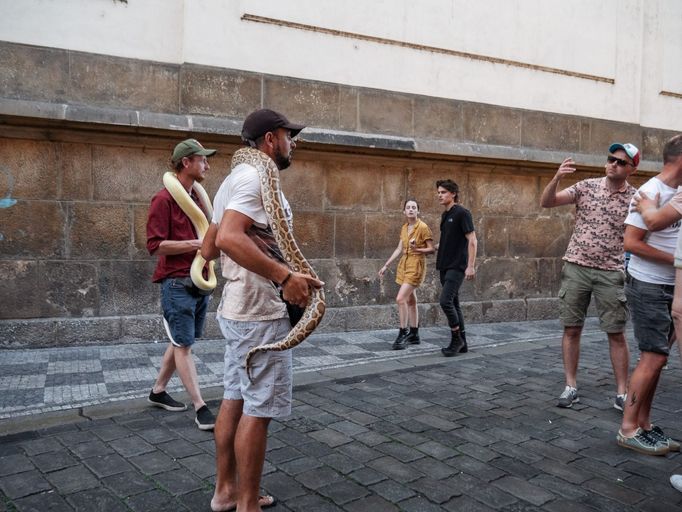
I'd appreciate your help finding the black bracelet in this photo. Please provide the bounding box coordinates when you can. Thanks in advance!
[280,270,293,288]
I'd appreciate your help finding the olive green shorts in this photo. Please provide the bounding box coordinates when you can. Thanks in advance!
[558,262,628,333]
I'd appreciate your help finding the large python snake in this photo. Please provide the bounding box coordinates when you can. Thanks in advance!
[162,172,217,292]
[231,147,326,382]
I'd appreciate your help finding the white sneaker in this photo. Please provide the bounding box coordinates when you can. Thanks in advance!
[557,386,579,408]
[671,474,682,493]
[614,393,626,411]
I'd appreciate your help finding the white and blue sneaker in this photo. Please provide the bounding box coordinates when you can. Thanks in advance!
[557,386,579,408]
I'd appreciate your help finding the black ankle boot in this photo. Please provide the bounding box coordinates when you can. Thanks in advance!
[392,328,409,350]
[459,330,468,353]
[442,330,465,357]
[405,327,420,345]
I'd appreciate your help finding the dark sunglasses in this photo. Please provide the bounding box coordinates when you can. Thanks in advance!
[606,155,633,167]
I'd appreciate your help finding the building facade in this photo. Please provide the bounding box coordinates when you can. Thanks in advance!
[1,0,680,346]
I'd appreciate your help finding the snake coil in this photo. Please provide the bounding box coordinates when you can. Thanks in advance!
[230,148,326,382]
[162,172,217,292]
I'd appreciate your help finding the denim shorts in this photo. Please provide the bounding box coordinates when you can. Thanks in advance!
[625,275,674,355]
[160,278,209,347]
[558,262,628,333]
[217,316,293,419]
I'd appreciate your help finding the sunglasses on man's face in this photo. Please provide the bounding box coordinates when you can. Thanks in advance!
[606,155,633,167]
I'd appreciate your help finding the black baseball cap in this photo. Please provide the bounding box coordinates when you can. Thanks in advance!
[241,109,305,142]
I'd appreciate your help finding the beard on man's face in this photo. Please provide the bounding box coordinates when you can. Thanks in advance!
[273,147,292,170]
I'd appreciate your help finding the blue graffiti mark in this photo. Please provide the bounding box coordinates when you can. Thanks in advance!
[0,167,16,209]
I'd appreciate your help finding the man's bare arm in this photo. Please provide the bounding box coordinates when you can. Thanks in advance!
[215,210,322,307]
[200,223,220,261]
[465,231,477,280]
[624,225,674,265]
[540,158,577,208]
[634,191,682,231]
[154,239,201,256]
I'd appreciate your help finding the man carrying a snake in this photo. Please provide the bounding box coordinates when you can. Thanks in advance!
[146,138,217,430]
[202,109,323,512]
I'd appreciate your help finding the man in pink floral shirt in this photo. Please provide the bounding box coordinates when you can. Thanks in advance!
[541,143,639,410]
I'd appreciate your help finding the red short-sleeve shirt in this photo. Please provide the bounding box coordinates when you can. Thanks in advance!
[147,188,201,282]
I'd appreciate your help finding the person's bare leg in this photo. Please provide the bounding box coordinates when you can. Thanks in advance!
[211,399,243,512]
[620,352,666,436]
[562,326,582,388]
[174,346,206,411]
[607,332,629,395]
[635,354,666,430]
[671,269,682,366]
[152,344,177,393]
[407,289,418,327]
[396,284,415,329]
[395,284,414,329]
[235,415,271,512]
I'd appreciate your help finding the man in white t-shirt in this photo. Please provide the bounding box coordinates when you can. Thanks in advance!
[617,134,682,456]
[202,109,323,511]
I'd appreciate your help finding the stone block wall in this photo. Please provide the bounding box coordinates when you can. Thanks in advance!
[0,125,648,347]
[0,41,661,347]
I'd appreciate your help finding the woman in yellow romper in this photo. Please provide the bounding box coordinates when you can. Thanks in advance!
[379,199,435,349]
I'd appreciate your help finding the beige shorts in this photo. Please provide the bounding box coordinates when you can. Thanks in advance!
[217,316,293,419]
[558,262,628,333]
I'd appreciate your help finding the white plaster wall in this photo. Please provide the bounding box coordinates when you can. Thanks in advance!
[0,0,184,62]
[639,0,682,130]
[2,0,682,131]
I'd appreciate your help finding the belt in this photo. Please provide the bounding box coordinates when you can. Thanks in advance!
[626,273,674,292]
[166,276,212,296]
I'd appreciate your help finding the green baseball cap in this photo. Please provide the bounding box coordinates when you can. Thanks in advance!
[171,138,217,164]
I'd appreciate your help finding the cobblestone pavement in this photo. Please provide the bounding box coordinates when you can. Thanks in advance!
[1,320,682,511]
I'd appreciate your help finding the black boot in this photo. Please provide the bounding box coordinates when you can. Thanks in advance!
[405,327,420,345]
[459,330,468,353]
[392,328,409,350]
[442,329,465,357]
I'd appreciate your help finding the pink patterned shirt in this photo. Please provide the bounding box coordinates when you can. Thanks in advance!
[563,177,636,271]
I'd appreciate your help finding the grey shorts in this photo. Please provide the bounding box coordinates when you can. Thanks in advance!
[558,262,628,333]
[625,275,675,356]
[217,316,293,418]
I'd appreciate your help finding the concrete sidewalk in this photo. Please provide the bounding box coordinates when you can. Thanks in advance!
[1,319,682,511]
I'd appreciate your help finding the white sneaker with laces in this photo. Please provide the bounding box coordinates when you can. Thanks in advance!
[614,393,626,411]
[557,386,579,408]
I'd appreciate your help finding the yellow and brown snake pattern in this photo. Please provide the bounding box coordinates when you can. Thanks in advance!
[231,147,326,381]
[162,172,217,292]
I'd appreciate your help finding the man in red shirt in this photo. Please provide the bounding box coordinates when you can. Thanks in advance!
[146,138,217,430]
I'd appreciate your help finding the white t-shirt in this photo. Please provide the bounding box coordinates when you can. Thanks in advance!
[669,187,682,268]
[212,162,292,321]
[625,177,680,285]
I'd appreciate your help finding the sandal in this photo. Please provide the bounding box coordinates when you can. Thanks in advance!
[216,495,277,511]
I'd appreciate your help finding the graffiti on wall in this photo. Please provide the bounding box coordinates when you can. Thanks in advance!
[0,167,17,241]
